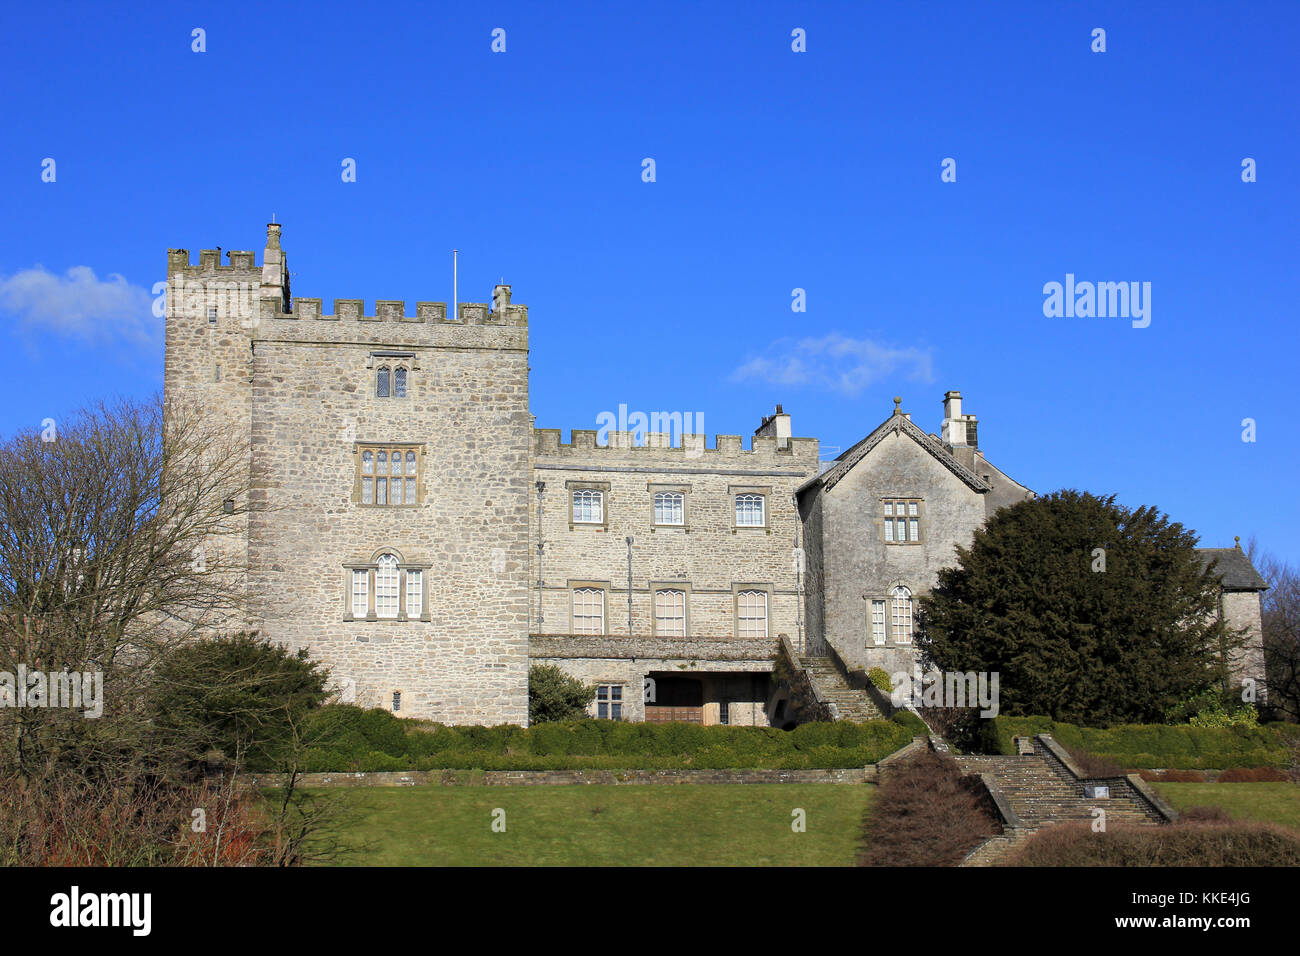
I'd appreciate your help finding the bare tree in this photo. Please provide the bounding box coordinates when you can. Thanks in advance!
[1245,539,1300,722]
[0,395,250,783]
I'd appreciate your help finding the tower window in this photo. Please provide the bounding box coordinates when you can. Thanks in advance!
[376,366,390,398]
[346,553,427,621]
[357,444,420,507]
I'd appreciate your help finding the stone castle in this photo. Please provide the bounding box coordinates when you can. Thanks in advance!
[163,225,1268,725]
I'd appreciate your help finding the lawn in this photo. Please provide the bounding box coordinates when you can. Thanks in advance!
[307,784,873,866]
[1154,783,1300,829]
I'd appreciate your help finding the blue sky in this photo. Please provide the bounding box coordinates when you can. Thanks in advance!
[1,1,1296,562]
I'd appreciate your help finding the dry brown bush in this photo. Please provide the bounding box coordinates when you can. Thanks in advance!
[1001,818,1300,866]
[857,748,1000,867]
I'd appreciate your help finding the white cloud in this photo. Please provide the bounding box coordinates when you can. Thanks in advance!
[0,265,157,345]
[730,333,933,395]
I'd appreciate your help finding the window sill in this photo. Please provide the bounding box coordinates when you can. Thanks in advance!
[344,615,433,624]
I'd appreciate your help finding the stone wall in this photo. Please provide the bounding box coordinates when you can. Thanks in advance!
[165,229,532,724]
[530,429,818,645]
[1221,589,1267,698]
[819,428,991,675]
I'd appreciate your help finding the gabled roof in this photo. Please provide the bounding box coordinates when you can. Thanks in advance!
[803,408,990,495]
[1196,547,1269,591]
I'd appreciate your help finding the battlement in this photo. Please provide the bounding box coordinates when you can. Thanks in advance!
[168,227,528,333]
[533,428,819,466]
[167,248,264,276]
[261,297,528,327]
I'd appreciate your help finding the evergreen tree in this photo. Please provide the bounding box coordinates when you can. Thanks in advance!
[917,490,1239,725]
[528,664,596,723]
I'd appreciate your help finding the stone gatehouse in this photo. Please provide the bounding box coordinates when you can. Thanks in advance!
[163,225,1269,725]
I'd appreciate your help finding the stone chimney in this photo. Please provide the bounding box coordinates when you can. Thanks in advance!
[261,222,289,311]
[942,391,977,447]
[755,404,792,448]
[492,283,511,317]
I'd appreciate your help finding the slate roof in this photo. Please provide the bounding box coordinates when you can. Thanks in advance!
[1196,548,1269,590]
[804,409,990,495]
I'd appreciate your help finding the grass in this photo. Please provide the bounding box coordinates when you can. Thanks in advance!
[1154,782,1300,829]
[308,784,874,866]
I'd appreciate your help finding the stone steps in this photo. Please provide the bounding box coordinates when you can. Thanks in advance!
[959,750,1163,834]
[796,655,883,721]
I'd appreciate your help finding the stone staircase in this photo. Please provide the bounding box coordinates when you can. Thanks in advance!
[958,754,1157,829]
[797,654,883,721]
[956,736,1172,866]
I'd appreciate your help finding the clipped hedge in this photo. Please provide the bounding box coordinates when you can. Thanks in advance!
[981,716,1299,769]
[285,705,914,772]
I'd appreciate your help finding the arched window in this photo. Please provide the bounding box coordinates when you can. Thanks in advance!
[572,489,603,524]
[572,588,605,634]
[737,589,768,638]
[376,366,390,398]
[890,586,913,644]
[348,552,426,621]
[375,554,400,618]
[654,589,687,637]
[394,366,407,398]
[654,492,684,526]
[735,493,765,527]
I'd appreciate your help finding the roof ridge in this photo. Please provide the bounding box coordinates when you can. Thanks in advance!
[817,412,990,493]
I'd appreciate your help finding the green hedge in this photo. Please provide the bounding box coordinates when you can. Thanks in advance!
[982,716,1299,769]
[283,705,914,772]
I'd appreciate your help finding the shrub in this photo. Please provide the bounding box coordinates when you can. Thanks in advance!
[1066,747,1128,778]
[151,632,331,771]
[919,706,981,751]
[858,749,999,867]
[867,667,893,692]
[1217,767,1290,782]
[890,709,929,736]
[528,665,596,724]
[981,716,1294,768]
[1002,819,1300,867]
[293,706,914,770]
